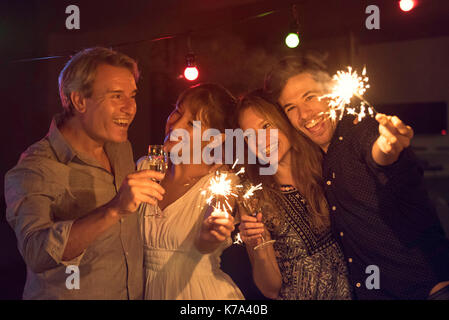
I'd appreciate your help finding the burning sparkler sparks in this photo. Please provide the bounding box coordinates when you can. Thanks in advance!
[233,232,243,245]
[201,159,266,247]
[206,171,238,217]
[319,66,376,123]
[204,160,248,218]
[243,183,263,200]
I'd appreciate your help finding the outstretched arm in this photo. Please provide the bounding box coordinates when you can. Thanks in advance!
[372,114,414,166]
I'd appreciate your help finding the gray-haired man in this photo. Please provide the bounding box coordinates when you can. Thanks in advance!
[5,47,165,299]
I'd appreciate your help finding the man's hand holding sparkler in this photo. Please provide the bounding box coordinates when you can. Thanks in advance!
[372,113,414,166]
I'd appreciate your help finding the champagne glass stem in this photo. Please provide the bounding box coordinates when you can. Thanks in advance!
[241,201,276,250]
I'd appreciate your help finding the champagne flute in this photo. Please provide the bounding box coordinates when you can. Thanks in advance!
[239,181,276,251]
[137,145,168,218]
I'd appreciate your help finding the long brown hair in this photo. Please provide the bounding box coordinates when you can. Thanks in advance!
[235,90,329,230]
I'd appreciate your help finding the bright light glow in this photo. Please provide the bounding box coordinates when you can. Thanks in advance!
[243,183,263,200]
[206,171,240,217]
[319,66,374,122]
[399,0,415,12]
[184,66,199,81]
[208,172,233,200]
[285,33,300,48]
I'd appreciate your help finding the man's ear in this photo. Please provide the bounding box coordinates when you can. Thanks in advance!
[70,91,87,114]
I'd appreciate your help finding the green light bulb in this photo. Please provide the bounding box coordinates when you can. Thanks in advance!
[285,33,300,48]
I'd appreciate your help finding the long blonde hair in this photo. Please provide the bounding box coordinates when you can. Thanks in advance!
[235,90,329,230]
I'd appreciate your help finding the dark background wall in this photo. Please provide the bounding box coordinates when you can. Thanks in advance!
[1,0,449,299]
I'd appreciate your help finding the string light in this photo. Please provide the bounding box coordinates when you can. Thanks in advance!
[184,53,199,81]
[285,33,300,48]
[399,0,415,12]
[11,8,279,63]
[285,4,301,48]
[183,34,199,81]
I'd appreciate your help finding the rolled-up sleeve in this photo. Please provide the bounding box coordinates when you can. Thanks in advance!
[5,167,84,274]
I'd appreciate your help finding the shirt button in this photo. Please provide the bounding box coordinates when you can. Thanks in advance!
[340,232,344,237]
[332,206,337,211]
[339,136,343,141]
[348,258,353,263]
[356,282,361,288]
[326,180,332,186]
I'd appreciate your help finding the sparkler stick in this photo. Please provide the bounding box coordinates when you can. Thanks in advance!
[202,159,267,246]
[319,66,376,123]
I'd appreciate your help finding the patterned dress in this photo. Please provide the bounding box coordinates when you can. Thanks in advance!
[264,186,352,300]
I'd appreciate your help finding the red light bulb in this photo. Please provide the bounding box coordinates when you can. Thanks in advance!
[184,66,199,81]
[399,0,415,12]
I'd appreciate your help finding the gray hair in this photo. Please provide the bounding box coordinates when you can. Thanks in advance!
[58,47,139,119]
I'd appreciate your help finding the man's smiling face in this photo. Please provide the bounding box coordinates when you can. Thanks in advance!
[278,72,336,151]
[81,64,137,144]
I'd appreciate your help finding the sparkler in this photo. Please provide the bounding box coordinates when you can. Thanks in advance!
[319,66,376,123]
[205,171,238,218]
[243,183,263,200]
[202,159,265,247]
[204,160,246,218]
[232,181,264,247]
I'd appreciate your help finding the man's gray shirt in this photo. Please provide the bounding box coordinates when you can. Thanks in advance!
[4,115,144,299]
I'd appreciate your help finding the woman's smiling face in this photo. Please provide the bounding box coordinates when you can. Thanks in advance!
[238,106,291,164]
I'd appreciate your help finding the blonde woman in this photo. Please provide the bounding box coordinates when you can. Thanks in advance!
[235,90,352,300]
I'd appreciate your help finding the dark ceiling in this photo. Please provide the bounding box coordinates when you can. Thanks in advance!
[1,0,449,61]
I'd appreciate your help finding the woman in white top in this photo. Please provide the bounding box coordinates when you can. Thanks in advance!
[142,83,244,300]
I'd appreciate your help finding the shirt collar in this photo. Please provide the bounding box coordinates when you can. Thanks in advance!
[47,114,77,164]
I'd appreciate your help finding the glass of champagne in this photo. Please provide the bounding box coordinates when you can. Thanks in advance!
[137,145,168,218]
[239,181,276,251]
